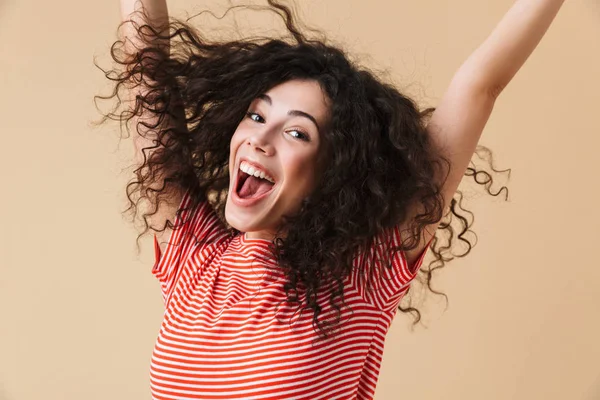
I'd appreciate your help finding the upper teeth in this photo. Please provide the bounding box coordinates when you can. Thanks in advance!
[239,161,275,183]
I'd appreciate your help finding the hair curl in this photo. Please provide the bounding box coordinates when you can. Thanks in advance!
[93,0,510,341]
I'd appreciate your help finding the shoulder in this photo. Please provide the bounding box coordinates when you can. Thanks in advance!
[398,220,438,275]
[151,186,187,256]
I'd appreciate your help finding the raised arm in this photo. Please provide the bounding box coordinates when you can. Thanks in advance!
[119,0,178,165]
[401,0,566,269]
[119,0,188,251]
[120,0,169,40]
[460,0,566,96]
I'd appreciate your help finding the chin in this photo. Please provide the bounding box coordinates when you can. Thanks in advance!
[225,205,285,243]
[224,178,283,234]
[224,195,264,233]
[224,197,243,232]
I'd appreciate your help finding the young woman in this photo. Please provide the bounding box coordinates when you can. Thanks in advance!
[96,0,565,398]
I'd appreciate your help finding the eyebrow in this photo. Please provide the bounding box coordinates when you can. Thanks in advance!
[256,93,320,132]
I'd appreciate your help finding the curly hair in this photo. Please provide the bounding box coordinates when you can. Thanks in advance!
[93,0,510,341]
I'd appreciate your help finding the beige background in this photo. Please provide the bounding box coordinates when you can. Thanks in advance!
[1,0,599,399]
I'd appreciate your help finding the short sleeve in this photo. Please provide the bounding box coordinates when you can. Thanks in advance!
[152,188,228,307]
[351,225,433,312]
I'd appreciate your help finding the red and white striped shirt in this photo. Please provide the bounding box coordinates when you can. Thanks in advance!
[150,190,431,400]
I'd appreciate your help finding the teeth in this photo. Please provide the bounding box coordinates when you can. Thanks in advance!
[239,161,275,183]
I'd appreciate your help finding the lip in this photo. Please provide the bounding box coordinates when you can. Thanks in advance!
[238,157,276,182]
[232,156,277,207]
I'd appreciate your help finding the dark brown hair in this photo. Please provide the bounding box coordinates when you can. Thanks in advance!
[93,0,510,341]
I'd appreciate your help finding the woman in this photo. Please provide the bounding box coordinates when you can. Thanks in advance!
[95,0,565,398]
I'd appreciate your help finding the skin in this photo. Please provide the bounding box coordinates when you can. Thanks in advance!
[225,79,331,241]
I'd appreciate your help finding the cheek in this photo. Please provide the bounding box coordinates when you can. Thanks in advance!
[229,130,244,156]
[228,135,242,176]
[287,155,319,193]
[230,129,242,147]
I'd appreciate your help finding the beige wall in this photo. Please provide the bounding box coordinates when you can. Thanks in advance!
[1,0,599,399]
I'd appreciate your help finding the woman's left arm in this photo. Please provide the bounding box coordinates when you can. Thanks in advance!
[402,0,566,268]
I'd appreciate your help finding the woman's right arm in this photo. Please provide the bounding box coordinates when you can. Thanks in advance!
[120,0,176,165]
[119,0,187,253]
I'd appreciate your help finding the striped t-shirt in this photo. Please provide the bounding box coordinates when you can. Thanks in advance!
[150,190,432,400]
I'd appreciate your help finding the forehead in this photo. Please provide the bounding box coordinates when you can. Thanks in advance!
[260,79,330,125]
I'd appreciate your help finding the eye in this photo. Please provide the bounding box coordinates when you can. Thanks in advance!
[246,111,264,123]
[246,111,310,142]
[287,129,310,142]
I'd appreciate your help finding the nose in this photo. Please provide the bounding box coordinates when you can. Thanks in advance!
[246,128,275,156]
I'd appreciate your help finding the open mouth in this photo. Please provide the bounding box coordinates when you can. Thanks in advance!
[235,169,276,200]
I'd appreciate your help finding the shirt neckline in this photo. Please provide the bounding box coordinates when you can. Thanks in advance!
[237,233,281,276]
[240,232,274,246]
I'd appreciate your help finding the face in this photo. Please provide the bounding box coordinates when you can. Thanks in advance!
[225,79,330,240]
